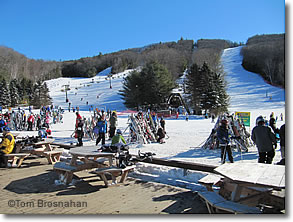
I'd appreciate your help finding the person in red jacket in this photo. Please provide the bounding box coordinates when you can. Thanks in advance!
[75,112,82,127]
[27,114,35,131]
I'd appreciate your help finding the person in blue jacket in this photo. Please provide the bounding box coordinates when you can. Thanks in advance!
[0,115,7,133]
[96,117,107,145]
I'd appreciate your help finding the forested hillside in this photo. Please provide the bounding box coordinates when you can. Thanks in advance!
[0,34,284,88]
[0,46,61,82]
[241,34,285,88]
[0,38,237,83]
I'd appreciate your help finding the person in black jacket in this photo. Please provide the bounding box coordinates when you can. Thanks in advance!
[277,124,285,165]
[252,116,277,164]
[157,127,165,144]
[76,118,84,146]
[217,119,233,164]
[269,112,277,133]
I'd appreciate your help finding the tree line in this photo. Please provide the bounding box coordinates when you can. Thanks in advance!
[0,77,51,109]
[241,34,285,88]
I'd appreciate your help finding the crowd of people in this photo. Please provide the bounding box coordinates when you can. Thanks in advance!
[217,112,285,165]
[0,105,64,134]
[0,103,285,168]
[74,109,168,147]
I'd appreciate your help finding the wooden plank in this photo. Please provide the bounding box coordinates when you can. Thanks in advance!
[198,191,226,206]
[132,155,216,173]
[215,163,265,185]
[198,191,261,214]
[51,143,77,149]
[215,200,261,214]
[214,163,285,189]
[256,165,285,188]
[5,153,30,157]
[198,174,223,185]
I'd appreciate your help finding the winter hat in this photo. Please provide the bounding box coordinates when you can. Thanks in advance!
[221,119,228,125]
[256,116,265,125]
[116,129,122,134]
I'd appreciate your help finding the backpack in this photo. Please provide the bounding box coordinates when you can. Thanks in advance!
[117,151,134,169]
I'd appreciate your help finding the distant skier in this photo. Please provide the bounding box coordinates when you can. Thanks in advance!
[217,119,234,164]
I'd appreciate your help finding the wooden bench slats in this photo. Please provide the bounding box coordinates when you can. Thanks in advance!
[4,153,30,157]
[198,191,261,214]
[215,200,262,214]
[53,162,78,172]
[93,165,135,174]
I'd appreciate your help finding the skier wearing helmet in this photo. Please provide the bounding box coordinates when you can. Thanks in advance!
[111,129,126,147]
[217,119,234,164]
[252,116,277,164]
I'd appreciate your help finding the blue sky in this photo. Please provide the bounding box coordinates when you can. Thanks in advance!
[0,0,285,61]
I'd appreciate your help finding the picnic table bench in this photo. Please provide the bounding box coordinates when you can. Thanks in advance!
[90,165,136,187]
[198,191,262,214]
[4,143,30,168]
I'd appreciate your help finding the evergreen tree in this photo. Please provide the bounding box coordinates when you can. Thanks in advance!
[9,79,20,107]
[32,81,51,108]
[120,70,144,109]
[25,79,34,102]
[186,62,229,114]
[120,61,176,110]
[0,78,11,108]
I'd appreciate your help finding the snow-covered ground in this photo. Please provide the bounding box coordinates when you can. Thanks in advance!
[42,46,285,190]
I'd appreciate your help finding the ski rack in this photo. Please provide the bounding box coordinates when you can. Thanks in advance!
[201,114,253,152]
[127,113,157,144]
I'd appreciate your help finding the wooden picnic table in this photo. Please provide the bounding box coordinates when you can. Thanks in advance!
[214,162,285,203]
[69,146,115,164]
[26,138,63,164]
[54,146,116,185]
[33,138,56,151]
[198,163,285,213]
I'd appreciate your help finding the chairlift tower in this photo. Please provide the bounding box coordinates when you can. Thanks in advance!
[63,84,70,103]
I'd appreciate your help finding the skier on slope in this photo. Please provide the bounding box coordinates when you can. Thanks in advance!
[217,119,234,164]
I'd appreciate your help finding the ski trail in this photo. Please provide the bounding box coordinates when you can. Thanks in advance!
[221,46,285,112]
